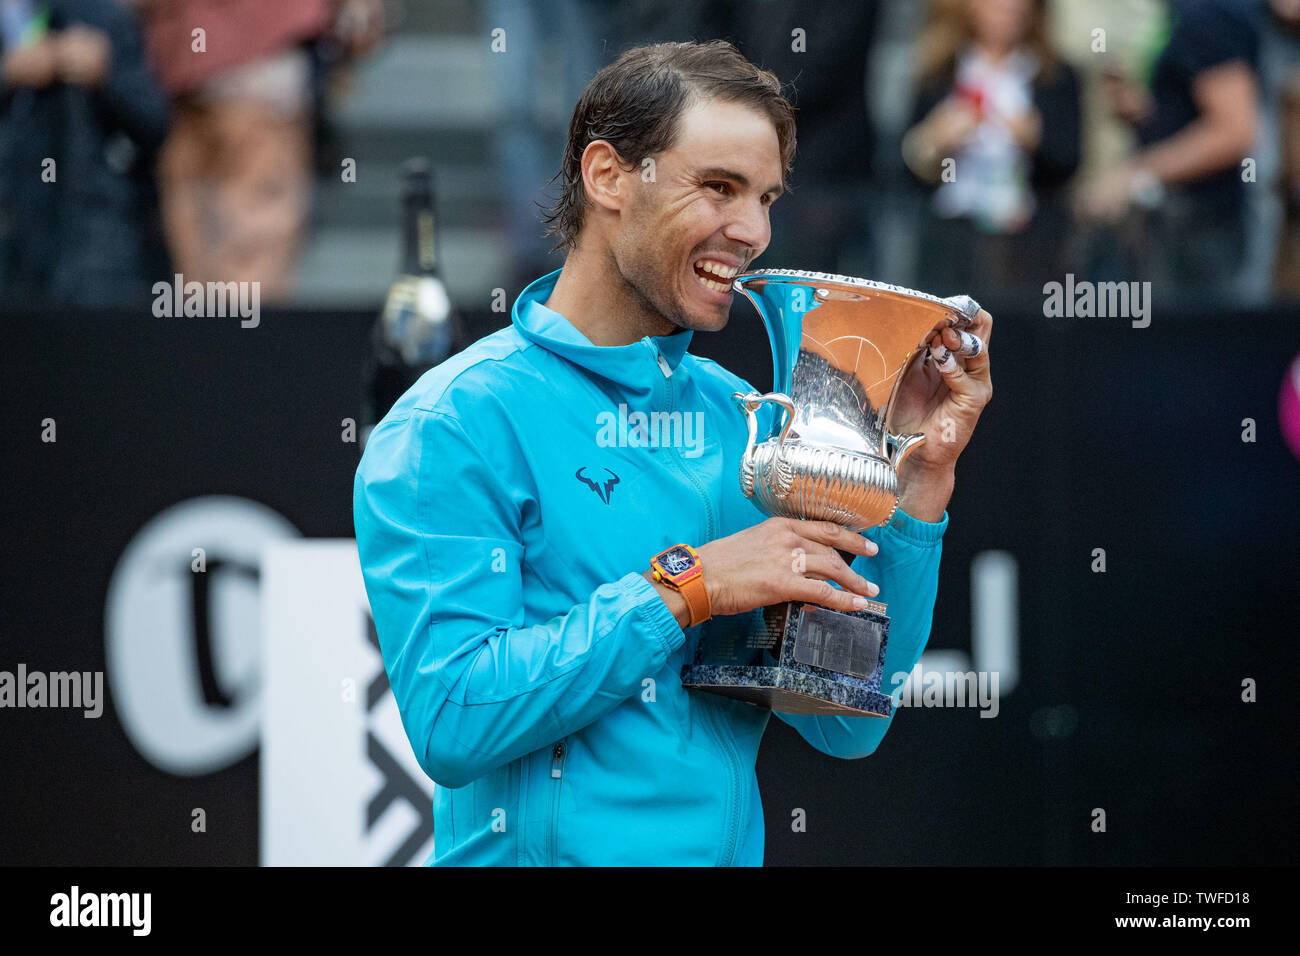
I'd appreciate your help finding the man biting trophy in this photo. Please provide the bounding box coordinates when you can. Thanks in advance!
[353,40,992,866]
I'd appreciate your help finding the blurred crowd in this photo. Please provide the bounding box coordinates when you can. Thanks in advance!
[0,0,382,306]
[896,0,1300,306]
[504,0,1300,308]
[2,0,1298,309]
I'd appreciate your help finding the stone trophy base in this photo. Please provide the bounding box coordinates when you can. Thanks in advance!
[681,600,894,717]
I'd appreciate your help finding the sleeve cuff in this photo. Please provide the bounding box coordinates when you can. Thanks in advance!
[878,507,949,546]
[621,571,687,656]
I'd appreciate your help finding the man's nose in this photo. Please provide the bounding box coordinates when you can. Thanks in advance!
[723,199,770,256]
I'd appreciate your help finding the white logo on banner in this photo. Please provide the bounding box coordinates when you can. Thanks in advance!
[261,540,435,866]
[104,496,299,775]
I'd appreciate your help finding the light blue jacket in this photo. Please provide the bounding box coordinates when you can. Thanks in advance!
[353,268,948,865]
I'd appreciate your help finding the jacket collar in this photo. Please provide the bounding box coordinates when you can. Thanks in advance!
[512,268,694,391]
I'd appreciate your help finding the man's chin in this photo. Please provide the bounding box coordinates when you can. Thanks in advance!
[693,313,731,333]
[675,303,731,334]
[680,290,736,331]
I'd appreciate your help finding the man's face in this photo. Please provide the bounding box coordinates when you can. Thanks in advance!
[610,96,785,333]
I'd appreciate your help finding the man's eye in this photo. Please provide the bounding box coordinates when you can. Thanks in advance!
[708,182,730,196]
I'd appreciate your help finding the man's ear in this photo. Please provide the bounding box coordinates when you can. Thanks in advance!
[580,140,630,215]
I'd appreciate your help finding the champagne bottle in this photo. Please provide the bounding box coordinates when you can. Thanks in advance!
[364,158,459,436]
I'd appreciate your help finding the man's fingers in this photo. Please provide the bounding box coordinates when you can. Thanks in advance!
[935,306,992,354]
[792,519,877,557]
[792,575,879,614]
[929,338,959,373]
[928,348,987,396]
[966,307,993,351]
[929,326,990,381]
[962,309,992,374]
[799,552,878,598]
[931,326,984,357]
[953,329,983,358]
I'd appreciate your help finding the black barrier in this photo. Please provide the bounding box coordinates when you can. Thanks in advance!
[2,299,1297,865]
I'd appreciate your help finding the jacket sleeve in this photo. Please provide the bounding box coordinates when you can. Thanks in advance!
[353,407,687,789]
[773,507,947,757]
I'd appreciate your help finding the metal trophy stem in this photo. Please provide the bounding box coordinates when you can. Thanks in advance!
[681,270,981,717]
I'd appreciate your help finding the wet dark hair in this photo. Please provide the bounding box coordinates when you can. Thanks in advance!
[540,40,797,254]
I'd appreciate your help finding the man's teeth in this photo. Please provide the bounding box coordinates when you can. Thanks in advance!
[694,259,738,293]
[694,259,739,279]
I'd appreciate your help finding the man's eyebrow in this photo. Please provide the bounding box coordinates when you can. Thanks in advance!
[696,166,784,198]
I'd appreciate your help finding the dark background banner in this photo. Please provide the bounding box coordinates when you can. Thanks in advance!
[2,300,1297,865]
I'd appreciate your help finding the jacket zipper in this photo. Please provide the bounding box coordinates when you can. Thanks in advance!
[703,700,743,866]
[651,341,737,862]
[549,740,566,865]
[654,343,715,541]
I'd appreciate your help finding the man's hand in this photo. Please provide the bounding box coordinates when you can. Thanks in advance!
[645,518,881,629]
[888,307,994,520]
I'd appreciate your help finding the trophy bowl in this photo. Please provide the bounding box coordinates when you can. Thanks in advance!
[735,270,981,532]
[681,270,981,717]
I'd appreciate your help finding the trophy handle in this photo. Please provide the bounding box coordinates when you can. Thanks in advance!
[886,431,926,471]
[734,391,796,499]
[735,391,795,443]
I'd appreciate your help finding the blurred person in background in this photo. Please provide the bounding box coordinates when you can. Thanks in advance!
[0,0,168,306]
[136,0,383,302]
[902,0,1081,297]
[488,0,607,294]
[1076,0,1260,302]
[1262,0,1300,298]
[723,0,884,277]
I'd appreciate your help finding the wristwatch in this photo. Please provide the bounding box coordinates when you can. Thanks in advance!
[649,543,711,627]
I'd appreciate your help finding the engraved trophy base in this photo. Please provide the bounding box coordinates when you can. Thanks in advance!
[681,601,894,718]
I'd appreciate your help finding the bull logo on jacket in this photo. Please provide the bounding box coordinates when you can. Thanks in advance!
[575,466,620,504]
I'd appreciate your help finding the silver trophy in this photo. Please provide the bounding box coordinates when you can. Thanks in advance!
[681,270,981,717]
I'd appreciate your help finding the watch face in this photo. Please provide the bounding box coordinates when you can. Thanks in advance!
[660,546,696,577]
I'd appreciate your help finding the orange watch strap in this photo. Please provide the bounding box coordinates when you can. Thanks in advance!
[678,573,711,628]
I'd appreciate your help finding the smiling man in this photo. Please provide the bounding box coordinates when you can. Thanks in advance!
[353,40,993,866]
